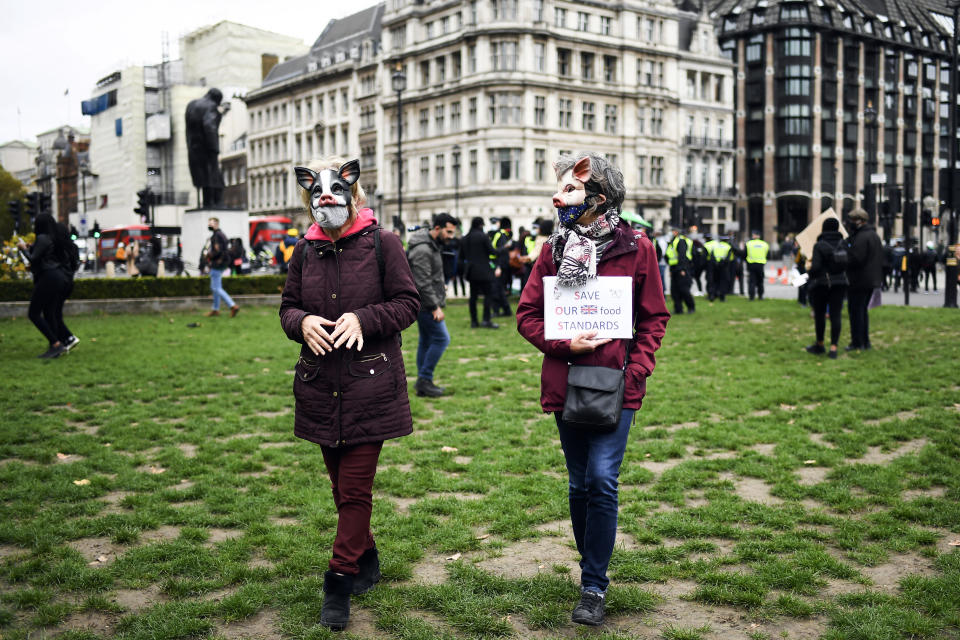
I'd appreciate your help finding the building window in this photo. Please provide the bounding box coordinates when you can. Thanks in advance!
[492,0,517,20]
[421,61,430,86]
[533,0,543,22]
[604,104,618,134]
[535,148,546,181]
[657,62,664,88]
[420,108,429,137]
[555,7,566,28]
[435,104,445,133]
[453,52,462,78]
[603,55,617,82]
[645,17,654,41]
[651,108,663,135]
[437,56,446,82]
[420,156,430,189]
[489,148,522,181]
[426,21,434,39]
[451,101,462,130]
[559,98,572,128]
[577,12,589,31]
[779,3,808,20]
[581,52,594,79]
[469,149,478,182]
[651,156,664,186]
[468,45,477,73]
[534,95,546,126]
[435,153,445,187]
[687,115,695,137]
[468,97,478,128]
[534,43,545,72]
[637,156,646,185]
[391,26,405,49]
[582,101,596,131]
[746,34,763,63]
[492,41,518,71]
[488,93,523,124]
[643,60,654,86]
[601,16,611,35]
[779,28,811,57]
[558,48,571,77]
[637,106,645,135]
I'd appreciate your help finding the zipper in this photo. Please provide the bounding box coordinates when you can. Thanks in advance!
[333,241,344,448]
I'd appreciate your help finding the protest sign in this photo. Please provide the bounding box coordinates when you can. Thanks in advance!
[543,276,633,340]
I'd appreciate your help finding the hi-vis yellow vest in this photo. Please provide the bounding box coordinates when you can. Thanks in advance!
[666,235,692,266]
[745,239,769,264]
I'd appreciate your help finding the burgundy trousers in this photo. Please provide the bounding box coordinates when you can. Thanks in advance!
[321,441,382,575]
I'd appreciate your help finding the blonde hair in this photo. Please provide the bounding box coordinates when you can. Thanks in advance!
[297,156,366,215]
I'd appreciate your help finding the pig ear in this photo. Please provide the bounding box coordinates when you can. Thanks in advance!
[338,159,360,186]
[572,157,592,183]
[295,167,318,191]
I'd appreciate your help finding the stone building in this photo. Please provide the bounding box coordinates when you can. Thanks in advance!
[707,0,959,243]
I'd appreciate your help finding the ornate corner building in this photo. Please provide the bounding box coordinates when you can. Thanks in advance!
[706,0,959,243]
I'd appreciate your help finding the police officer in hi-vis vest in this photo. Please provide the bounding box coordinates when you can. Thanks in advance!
[745,230,770,301]
[709,236,734,302]
[666,227,696,314]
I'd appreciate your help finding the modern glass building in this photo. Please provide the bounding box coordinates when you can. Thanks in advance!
[707,0,958,243]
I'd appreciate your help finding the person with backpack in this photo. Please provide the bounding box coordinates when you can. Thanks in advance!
[921,241,939,292]
[17,214,79,358]
[805,217,848,359]
[204,217,239,317]
[845,208,883,351]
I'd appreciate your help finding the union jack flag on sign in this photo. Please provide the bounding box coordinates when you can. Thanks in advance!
[581,305,598,315]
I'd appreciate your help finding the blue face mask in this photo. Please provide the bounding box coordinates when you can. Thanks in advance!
[557,202,590,229]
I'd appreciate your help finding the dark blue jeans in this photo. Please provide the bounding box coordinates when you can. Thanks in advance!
[416,309,450,381]
[555,409,635,592]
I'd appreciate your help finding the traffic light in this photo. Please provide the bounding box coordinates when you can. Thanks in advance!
[25,192,39,219]
[70,225,79,241]
[39,193,52,215]
[931,215,941,227]
[135,188,152,223]
[8,200,22,234]
[888,187,902,217]
[860,185,876,217]
[92,221,101,238]
[921,209,932,227]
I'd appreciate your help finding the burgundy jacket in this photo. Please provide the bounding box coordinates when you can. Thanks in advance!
[517,222,670,412]
[279,214,420,448]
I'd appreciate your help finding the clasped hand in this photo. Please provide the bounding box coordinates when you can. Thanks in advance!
[301,313,364,356]
[569,330,611,355]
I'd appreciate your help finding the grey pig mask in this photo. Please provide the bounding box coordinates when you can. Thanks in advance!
[294,160,360,229]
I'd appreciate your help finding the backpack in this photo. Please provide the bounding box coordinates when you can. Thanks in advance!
[831,238,849,270]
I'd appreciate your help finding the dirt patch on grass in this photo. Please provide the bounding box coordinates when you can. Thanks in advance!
[809,432,837,448]
[797,466,830,486]
[98,491,134,514]
[393,497,418,514]
[177,443,198,458]
[902,486,948,500]
[254,409,291,418]
[409,555,458,584]
[57,609,117,637]
[0,544,27,559]
[720,473,782,505]
[749,443,777,456]
[66,420,100,435]
[860,552,938,592]
[864,410,919,426]
[477,537,579,578]
[749,409,772,417]
[217,608,278,639]
[269,516,299,526]
[111,584,165,612]
[204,528,244,545]
[857,439,928,464]
[646,579,698,599]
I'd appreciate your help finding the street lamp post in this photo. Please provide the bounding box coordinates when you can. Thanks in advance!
[391,64,407,231]
[944,0,960,308]
[864,102,878,226]
[452,144,461,218]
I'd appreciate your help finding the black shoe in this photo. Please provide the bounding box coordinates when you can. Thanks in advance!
[571,590,605,626]
[844,344,861,352]
[828,349,838,359]
[353,547,381,595]
[480,321,499,329]
[415,378,445,398]
[38,345,67,359]
[63,335,80,351]
[805,344,825,355]
[470,321,480,328]
[320,571,353,631]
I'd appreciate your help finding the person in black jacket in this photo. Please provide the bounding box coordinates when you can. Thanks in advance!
[461,217,500,328]
[205,217,239,317]
[17,214,77,358]
[805,218,848,359]
[844,209,883,351]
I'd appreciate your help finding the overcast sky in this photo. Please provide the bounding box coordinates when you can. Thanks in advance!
[0,0,379,145]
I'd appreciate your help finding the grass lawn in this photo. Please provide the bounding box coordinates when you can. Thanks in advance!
[0,297,958,640]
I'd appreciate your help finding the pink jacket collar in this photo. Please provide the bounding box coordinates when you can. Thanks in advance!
[305,208,378,241]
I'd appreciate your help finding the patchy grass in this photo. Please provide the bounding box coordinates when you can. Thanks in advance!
[0,297,958,639]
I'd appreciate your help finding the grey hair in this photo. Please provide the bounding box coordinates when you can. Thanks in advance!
[553,152,625,213]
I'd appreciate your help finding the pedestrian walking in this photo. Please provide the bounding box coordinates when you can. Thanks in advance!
[205,217,239,317]
[666,227,695,314]
[282,157,420,632]
[18,214,78,358]
[805,218,848,359]
[518,153,669,627]
[745,231,770,300]
[922,242,938,292]
[407,212,457,398]
[490,217,513,316]
[462,217,500,329]
[844,208,883,351]
[276,228,300,274]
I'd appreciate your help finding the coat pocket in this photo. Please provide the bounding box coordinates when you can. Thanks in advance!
[347,352,391,378]
[295,355,323,382]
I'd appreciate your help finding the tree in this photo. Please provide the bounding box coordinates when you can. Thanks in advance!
[0,163,27,240]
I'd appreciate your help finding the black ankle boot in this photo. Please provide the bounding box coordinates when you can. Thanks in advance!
[353,547,381,594]
[321,571,354,631]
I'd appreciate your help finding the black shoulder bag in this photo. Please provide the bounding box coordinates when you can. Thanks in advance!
[561,341,630,433]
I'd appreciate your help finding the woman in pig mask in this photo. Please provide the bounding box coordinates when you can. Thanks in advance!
[517,152,669,626]
[280,156,419,631]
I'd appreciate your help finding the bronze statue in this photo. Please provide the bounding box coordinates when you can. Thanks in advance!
[185,88,228,209]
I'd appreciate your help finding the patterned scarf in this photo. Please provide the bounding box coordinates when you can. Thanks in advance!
[550,208,621,293]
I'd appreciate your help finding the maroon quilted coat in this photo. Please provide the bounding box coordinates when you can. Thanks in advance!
[279,213,420,448]
[517,222,670,413]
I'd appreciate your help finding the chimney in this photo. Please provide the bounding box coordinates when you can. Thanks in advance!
[262,53,279,80]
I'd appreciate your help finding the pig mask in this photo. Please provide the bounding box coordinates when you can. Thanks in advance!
[552,156,606,229]
[294,160,360,229]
